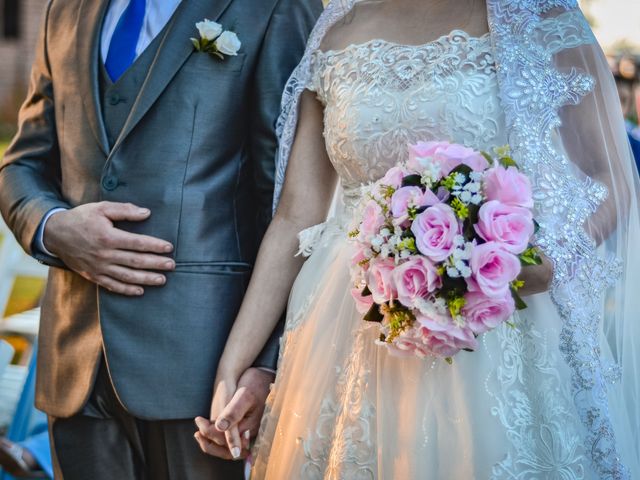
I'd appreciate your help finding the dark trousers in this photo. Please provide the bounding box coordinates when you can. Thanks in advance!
[48,361,244,480]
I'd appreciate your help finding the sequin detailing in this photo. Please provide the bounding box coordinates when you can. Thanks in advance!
[487,6,629,478]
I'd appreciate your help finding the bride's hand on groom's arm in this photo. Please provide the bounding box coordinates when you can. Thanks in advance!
[44,201,175,296]
[194,367,274,460]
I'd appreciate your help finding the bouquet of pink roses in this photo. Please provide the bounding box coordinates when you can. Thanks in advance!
[349,141,541,361]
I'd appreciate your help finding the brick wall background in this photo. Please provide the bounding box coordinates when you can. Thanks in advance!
[0,0,47,129]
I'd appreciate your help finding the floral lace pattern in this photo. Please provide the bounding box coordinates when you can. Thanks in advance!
[301,326,376,480]
[488,317,588,480]
[487,5,629,478]
[307,32,505,204]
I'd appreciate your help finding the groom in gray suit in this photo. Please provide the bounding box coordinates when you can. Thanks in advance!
[0,0,320,478]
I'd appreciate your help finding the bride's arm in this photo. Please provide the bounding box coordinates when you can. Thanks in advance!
[217,90,336,381]
[195,91,338,457]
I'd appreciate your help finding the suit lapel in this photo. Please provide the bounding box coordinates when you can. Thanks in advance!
[76,0,110,155]
[111,0,235,154]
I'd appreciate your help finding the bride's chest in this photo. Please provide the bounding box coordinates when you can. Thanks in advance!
[309,32,508,188]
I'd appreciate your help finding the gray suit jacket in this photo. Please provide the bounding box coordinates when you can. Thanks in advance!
[0,0,321,419]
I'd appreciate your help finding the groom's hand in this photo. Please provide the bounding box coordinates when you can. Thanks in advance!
[44,201,175,296]
[195,367,274,460]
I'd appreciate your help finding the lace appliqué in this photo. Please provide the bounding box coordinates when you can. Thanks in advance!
[488,5,628,478]
[307,32,504,195]
[300,325,376,480]
[488,319,587,480]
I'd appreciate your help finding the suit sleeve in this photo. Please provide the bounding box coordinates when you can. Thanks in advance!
[0,1,70,264]
[249,0,322,371]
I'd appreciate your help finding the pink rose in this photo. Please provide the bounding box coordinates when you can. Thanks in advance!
[393,257,442,307]
[367,258,398,304]
[359,200,385,238]
[467,242,521,298]
[351,247,369,271]
[483,166,534,209]
[408,141,489,177]
[416,315,478,357]
[462,291,515,335]
[351,288,375,314]
[407,141,451,173]
[437,143,489,176]
[388,328,432,358]
[411,204,461,262]
[390,186,440,220]
[474,200,534,254]
[380,166,407,189]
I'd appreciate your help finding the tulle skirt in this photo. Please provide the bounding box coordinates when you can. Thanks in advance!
[251,215,639,479]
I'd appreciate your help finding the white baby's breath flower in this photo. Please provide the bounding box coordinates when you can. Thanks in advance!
[467,182,480,193]
[454,173,466,184]
[196,19,223,41]
[215,31,242,56]
[447,267,461,278]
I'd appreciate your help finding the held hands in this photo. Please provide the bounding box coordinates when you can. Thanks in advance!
[195,367,274,461]
[43,201,175,296]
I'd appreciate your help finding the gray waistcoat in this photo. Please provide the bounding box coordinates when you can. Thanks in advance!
[99,30,166,149]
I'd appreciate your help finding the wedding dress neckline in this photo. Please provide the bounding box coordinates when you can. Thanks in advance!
[316,29,492,57]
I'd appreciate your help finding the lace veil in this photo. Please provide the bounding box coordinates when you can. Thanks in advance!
[273,1,640,477]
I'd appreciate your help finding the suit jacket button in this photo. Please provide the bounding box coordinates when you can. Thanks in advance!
[109,92,121,105]
[102,175,118,191]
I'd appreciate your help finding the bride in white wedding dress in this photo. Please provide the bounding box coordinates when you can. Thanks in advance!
[197,0,640,478]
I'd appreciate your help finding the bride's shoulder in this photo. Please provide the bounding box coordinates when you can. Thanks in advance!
[318,1,381,53]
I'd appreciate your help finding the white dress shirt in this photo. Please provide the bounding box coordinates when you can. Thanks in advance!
[36,0,182,256]
[100,0,182,62]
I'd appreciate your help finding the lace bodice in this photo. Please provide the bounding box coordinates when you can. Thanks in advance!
[308,30,507,204]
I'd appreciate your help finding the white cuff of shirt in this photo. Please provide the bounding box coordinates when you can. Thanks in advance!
[35,208,67,258]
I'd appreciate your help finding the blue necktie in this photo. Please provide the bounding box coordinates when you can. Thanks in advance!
[105,0,146,82]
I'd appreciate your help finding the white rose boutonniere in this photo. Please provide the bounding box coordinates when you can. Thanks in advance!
[191,19,242,60]
[215,31,241,57]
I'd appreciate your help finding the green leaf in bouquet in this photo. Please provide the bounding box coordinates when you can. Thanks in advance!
[447,295,466,318]
[499,156,518,169]
[449,164,473,177]
[510,287,528,311]
[441,275,466,296]
[401,174,423,188]
[519,246,543,266]
[533,219,541,234]
[467,203,480,225]
[364,303,384,323]
[445,357,453,365]
[191,38,201,51]
[480,151,494,164]
[451,198,469,220]
[379,184,396,199]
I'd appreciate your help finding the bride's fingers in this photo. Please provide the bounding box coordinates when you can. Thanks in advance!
[225,425,242,460]
[194,432,234,459]
[195,417,226,446]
